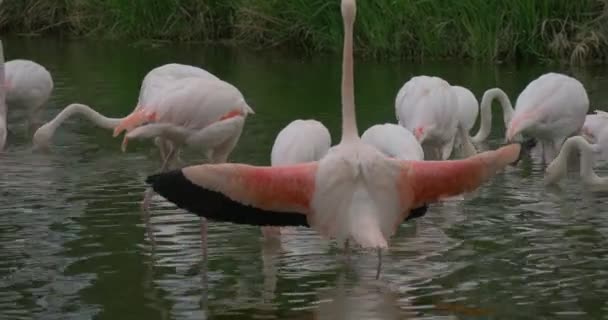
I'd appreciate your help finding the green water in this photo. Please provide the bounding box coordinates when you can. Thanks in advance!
[1,37,608,319]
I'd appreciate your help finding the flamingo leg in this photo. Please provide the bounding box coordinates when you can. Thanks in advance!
[141,188,157,246]
[344,239,351,261]
[142,143,177,244]
[200,218,208,259]
[375,249,382,280]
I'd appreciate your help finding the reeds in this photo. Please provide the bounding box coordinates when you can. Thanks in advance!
[1,0,607,64]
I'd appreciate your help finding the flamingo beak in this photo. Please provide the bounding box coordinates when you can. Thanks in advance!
[581,127,595,143]
[121,136,129,152]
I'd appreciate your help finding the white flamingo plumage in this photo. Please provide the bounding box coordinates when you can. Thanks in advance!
[361,123,423,160]
[146,0,523,277]
[395,77,476,160]
[0,40,54,151]
[506,73,589,163]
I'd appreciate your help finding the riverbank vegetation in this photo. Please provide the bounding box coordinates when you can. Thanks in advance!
[1,0,607,64]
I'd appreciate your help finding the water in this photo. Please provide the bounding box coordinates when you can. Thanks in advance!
[1,37,608,319]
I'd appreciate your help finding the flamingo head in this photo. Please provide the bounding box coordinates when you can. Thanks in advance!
[506,111,538,142]
[581,126,595,143]
[32,122,54,152]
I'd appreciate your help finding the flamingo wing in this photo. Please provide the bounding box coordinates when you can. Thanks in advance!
[147,162,318,226]
[396,144,521,211]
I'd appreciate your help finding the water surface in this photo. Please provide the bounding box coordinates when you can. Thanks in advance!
[1,37,608,319]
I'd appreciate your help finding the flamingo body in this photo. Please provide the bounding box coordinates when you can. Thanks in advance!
[361,123,423,160]
[451,86,479,132]
[395,76,459,160]
[506,73,589,162]
[270,120,331,166]
[5,59,53,110]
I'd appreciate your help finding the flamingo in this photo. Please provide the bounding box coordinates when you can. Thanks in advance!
[0,40,54,151]
[33,63,251,169]
[471,88,515,143]
[262,119,332,239]
[544,136,608,190]
[395,76,476,160]
[146,0,523,277]
[581,110,608,160]
[361,123,423,160]
[451,86,479,134]
[506,73,589,163]
[450,85,480,157]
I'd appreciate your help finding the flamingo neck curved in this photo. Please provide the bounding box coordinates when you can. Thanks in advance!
[573,137,607,186]
[547,136,606,186]
[473,88,513,142]
[46,103,123,133]
[340,0,359,144]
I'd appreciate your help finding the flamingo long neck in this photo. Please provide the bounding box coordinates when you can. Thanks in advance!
[548,136,607,186]
[44,103,123,135]
[472,88,514,142]
[340,0,359,144]
[569,137,607,186]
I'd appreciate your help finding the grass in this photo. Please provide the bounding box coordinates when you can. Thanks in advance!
[1,0,607,64]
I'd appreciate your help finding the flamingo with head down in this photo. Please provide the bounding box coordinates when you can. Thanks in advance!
[395,77,476,160]
[33,63,253,169]
[0,40,54,151]
[544,136,608,191]
[506,73,589,163]
[146,0,523,277]
[581,110,608,160]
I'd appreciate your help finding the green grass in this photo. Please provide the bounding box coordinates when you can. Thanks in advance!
[1,0,607,64]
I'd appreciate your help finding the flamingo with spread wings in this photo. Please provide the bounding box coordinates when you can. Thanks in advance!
[147,0,523,277]
[0,40,54,151]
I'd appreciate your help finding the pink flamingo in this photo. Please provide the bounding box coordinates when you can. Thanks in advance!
[146,0,522,277]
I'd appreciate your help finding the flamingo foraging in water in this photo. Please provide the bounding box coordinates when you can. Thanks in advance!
[0,40,54,151]
[33,63,253,169]
[146,0,523,277]
[506,73,589,163]
[33,63,254,249]
[544,136,608,191]
[581,110,608,160]
[262,119,332,239]
[395,76,476,159]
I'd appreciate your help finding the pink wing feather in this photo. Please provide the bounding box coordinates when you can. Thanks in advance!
[397,144,521,210]
[147,163,318,226]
